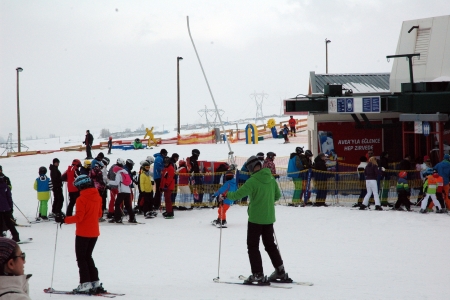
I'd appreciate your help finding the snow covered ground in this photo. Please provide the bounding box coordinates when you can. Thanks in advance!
[2,137,450,299]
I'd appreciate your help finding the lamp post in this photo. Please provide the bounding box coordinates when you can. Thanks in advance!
[177,56,183,137]
[16,67,23,152]
[325,38,331,74]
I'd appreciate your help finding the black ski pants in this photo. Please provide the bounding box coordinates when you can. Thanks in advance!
[114,192,135,221]
[394,191,410,210]
[52,189,64,214]
[75,236,99,284]
[0,211,19,242]
[142,191,154,214]
[247,222,283,274]
[66,191,80,216]
[85,144,93,159]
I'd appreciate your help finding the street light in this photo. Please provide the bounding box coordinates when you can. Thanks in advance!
[325,38,331,74]
[177,56,183,137]
[16,67,23,152]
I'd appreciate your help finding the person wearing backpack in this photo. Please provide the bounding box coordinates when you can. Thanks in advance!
[62,159,82,216]
[107,164,136,223]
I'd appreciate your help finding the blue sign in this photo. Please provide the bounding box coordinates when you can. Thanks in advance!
[337,98,346,112]
[372,97,380,112]
[423,121,430,136]
[345,98,354,112]
[362,97,371,112]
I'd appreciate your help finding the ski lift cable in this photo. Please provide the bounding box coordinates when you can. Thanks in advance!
[187,16,235,165]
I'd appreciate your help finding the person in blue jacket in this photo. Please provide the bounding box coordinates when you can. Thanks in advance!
[434,153,450,208]
[153,149,167,212]
[211,170,237,228]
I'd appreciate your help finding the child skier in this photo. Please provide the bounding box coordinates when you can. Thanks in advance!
[420,169,445,213]
[139,161,154,218]
[222,156,292,285]
[211,170,237,228]
[177,160,191,210]
[54,175,106,294]
[34,167,53,221]
[394,171,411,211]
[160,157,175,219]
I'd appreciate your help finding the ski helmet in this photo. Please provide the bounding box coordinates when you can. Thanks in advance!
[178,160,186,166]
[83,160,91,168]
[192,149,200,156]
[141,161,150,168]
[39,166,47,175]
[398,171,407,178]
[135,138,140,142]
[224,170,235,181]
[246,156,263,173]
[102,157,110,166]
[256,152,265,161]
[433,169,439,178]
[72,159,82,167]
[146,156,155,164]
[126,159,134,170]
[295,147,304,154]
[116,158,125,166]
[267,152,276,159]
[305,150,313,157]
[74,175,92,190]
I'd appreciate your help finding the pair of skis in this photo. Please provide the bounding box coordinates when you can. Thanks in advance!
[213,275,313,289]
[44,288,124,298]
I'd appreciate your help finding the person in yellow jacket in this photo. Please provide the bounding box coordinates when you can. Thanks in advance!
[139,161,155,218]
[33,166,53,221]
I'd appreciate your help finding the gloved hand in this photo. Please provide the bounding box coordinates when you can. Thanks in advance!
[218,194,225,203]
[55,213,65,225]
[274,174,280,179]
[151,181,154,186]
[381,167,386,172]
[82,141,85,144]
[131,171,137,176]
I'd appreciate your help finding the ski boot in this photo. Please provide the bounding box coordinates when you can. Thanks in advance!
[243,272,270,286]
[211,218,220,226]
[269,265,293,283]
[436,208,445,214]
[419,209,427,214]
[162,212,174,219]
[128,218,138,223]
[359,204,367,210]
[90,281,106,294]
[73,282,92,294]
[375,205,383,211]
[108,218,122,223]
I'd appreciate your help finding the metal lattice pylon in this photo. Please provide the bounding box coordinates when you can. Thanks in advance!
[251,91,268,124]
[198,105,225,131]
[0,133,29,155]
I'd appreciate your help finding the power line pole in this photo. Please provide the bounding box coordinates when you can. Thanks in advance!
[250,91,268,124]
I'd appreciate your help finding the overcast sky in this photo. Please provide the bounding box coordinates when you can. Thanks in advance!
[0,0,448,139]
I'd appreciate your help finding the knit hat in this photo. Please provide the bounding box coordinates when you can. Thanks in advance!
[0,237,17,265]
[246,156,262,173]
[444,154,450,160]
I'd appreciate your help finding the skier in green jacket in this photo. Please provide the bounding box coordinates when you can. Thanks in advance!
[222,155,292,285]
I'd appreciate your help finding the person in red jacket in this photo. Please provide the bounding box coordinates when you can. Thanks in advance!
[62,159,82,216]
[160,157,175,219]
[55,175,105,294]
[288,116,297,137]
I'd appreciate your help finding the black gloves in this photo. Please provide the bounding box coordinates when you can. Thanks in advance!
[55,213,66,225]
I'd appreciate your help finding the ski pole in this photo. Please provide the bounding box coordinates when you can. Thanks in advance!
[13,202,32,224]
[215,198,223,280]
[277,178,287,205]
[35,201,40,220]
[64,183,68,213]
[50,223,59,291]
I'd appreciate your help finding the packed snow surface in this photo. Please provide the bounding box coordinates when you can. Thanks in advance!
[2,137,450,299]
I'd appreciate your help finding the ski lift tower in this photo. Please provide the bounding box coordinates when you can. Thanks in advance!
[251,91,268,124]
[198,105,225,131]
